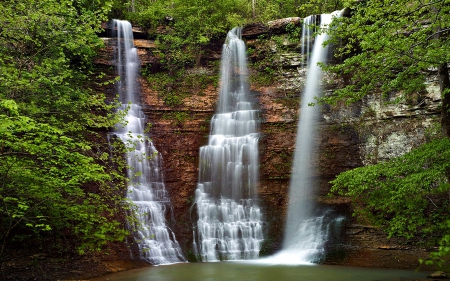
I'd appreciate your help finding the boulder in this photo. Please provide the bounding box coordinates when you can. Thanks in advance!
[242,23,269,38]
[268,17,302,34]
[427,271,448,279]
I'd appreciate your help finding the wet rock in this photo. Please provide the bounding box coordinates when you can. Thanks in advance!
[268,17,302,34]
[242,23,269,38]
[427,271,448,279]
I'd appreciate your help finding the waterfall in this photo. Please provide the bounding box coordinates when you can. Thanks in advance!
[257,11,342,265]
[111,19,186,265]
[193,27,264,262]
[282,11,343,263]
[301,15,317,67]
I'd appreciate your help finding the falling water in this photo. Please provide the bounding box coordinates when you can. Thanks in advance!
[193,27,264,262]
[301,15,317,67]
[112,19,185,265]
[268,11,342,264]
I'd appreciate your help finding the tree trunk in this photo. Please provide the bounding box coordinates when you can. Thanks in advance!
[439,63,450,138]
[252,0,256,18]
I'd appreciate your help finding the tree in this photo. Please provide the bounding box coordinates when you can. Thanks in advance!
[330,137,450,267]
[0,0,128,266]
[322,0,450,136]
[296,0,343,17]
[323,0,450,267]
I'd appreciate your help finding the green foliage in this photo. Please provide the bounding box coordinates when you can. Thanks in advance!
[162,111,190,126]
[321,0,450,106]
[125,0,242,37]
[145,71,186,106]
[0,0,128,259]
[145,68,218,106]
[250,71,276,87]
[119,0,248,73]
[114,0,344,76]
[296,0,342,17]
[315,0,450,267]
[322,0,450,265]
[330,137,450,266]
[248,38,279,87]
[112,0,344,95]
[286,22,302,43]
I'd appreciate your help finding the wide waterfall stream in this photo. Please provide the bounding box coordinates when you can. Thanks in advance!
[111,20,185,264]
[193,27,264,261]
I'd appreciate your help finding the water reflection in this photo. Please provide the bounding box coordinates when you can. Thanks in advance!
[90,262,428,281]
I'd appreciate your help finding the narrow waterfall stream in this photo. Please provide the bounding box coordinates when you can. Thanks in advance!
[193,27,264,261]
[301,15,316,68]
[111,20,185,265]
[281,11,343,263]
[259,11,343,265]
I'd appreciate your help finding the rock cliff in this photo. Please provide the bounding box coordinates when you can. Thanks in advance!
[95,20,442,269]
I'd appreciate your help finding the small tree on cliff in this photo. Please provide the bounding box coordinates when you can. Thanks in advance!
[322,0,450,268]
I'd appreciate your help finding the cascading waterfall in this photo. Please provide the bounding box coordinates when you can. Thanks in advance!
[265,11,342,265]
[111,19,185,265]
[193,27,264,262]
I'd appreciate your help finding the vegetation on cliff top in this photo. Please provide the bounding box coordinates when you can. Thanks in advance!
[111,0,344,100]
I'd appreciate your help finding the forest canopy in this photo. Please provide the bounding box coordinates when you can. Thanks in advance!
[323,0,450,267]
[0,0,128,260]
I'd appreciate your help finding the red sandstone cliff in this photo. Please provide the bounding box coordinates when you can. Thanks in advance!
[93,21,441,270]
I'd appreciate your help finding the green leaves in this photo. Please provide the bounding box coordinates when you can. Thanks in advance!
[322,0,450,106]
[326,0,450,259]
[330,137,450,264]
[0,0,128,259]
[120,0,341,77]
[322,9,450,252]
[296,0,344,18]
[0,100,19,116]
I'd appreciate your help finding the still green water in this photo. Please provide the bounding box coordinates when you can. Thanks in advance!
[90,262,429,281]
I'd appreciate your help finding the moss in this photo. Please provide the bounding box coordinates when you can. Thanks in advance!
[143,66,219,107]
[274,96,300,109]
[162,111,190,126]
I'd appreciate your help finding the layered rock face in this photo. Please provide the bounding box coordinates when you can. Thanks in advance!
[96,21,441,268]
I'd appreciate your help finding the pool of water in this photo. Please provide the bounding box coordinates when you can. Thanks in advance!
[90,261,429,281]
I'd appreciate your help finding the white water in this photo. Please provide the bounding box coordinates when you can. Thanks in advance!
[193,27,264,262]
[271,12,342,264]
[301,15,317,67]
[112,19,185,265]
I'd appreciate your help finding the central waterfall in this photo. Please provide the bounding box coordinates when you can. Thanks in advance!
[111,20,185,265]
[193,27,264,261]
